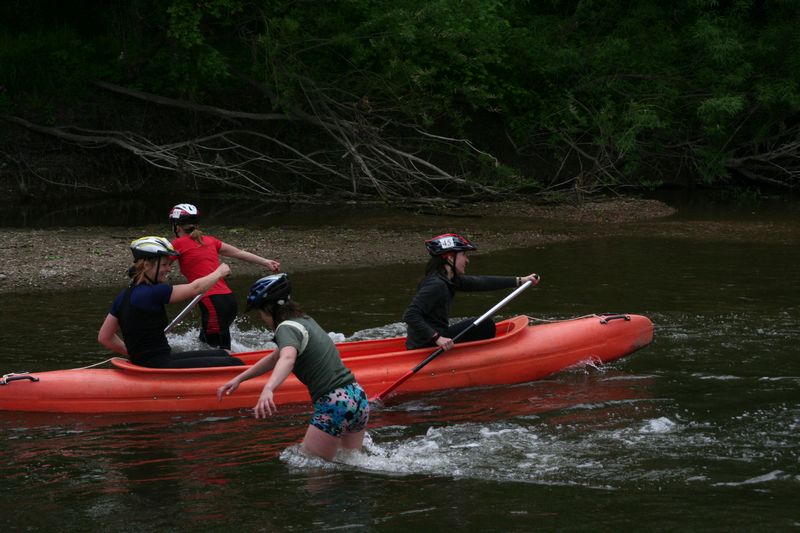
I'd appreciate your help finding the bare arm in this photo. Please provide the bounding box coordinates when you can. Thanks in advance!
[262,347,296,395]
[232,349,279,384]
[219,242,280,272]
[170,263,231,303]
[216,349,279,400]
[253,346,297,418]
[97,314,128,356]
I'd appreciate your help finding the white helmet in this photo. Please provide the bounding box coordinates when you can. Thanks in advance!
[130,236,179,260]
[168,203,199,224]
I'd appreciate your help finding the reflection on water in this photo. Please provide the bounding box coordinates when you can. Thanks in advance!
[0,195,427,229]
[1,234,799,530]
[3,191,798,228]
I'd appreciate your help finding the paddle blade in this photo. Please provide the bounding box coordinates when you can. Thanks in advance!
[370,369,415,403]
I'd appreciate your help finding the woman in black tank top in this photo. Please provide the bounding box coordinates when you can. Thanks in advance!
[98,236,244,368]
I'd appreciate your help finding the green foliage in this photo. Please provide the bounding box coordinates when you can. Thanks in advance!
[694,144,731,184]
[0,29,106,114]
[496,0,800,188]
[3,0,800,193]
[112,0,246,97]
[697,95,747,132]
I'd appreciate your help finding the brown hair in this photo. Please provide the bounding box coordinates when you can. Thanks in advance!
[269,300,306,325]
[129,258,155,284]
[424,255,451,277]
[175,223,205,246]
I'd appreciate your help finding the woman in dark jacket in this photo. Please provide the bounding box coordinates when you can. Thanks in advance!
[403,233,540,351]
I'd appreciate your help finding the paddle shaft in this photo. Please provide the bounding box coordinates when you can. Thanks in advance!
[372,279,533,402]
[164,292,205,333]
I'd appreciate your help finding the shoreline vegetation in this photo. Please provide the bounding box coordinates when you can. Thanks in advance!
[0,197,796,294]
[4,3,799,201]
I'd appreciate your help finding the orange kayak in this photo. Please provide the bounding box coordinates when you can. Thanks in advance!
[0,314,653,413]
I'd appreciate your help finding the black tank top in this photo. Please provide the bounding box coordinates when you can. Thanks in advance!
[117,285,171,363]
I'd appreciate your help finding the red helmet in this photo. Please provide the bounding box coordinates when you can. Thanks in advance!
[425,233,477,256]
[168,203,199,225]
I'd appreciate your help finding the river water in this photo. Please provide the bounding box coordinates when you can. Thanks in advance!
[1,197,799,531]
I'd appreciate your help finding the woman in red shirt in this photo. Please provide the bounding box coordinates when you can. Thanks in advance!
[169,203,280,350]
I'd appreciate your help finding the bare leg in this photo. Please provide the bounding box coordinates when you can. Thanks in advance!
[301,424,340,461]
[341,430,366,451]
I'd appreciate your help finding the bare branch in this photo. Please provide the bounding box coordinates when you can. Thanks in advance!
[94,81,292,123]
[6,72,508,201]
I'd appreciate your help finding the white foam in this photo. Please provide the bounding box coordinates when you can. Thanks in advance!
[692,373,742,381]
[639,417,676,434]
[348,322,407,341]
[325,332,344,343]
[168,320,385,354]
[713,470,786,487]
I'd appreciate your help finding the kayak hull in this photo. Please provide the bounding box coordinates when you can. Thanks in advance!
[0,314,653,413]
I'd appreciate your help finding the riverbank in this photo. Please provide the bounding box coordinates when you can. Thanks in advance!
[0,197,796,293]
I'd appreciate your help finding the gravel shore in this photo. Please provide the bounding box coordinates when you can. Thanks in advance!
[1,197,791,294]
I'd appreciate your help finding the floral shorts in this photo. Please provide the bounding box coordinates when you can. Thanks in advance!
[310,382,369,437]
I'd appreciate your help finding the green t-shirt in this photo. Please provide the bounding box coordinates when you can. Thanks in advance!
[273,316,355,402]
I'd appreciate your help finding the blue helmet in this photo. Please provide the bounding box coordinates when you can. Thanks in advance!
[246,273,291,311]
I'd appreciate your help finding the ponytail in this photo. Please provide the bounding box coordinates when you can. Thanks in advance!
[189,227,204,246]
[176,224,205,246]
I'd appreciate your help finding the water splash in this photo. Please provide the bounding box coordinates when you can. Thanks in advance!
[167,318,373,354]
[639,417,677,433]
[712,470,789,487]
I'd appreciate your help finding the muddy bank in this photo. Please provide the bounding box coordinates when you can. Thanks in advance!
[0,198,794,294]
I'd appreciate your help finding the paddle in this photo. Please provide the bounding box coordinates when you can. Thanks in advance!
[164,292,205,333]
[371,279,535,403]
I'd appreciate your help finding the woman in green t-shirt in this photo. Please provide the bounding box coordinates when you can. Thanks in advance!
[217,274,369,461]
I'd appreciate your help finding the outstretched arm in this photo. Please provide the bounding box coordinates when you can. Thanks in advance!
[252,346,297,418]
[219,242,280,272]
[170,263,231,303]
[216,349,279,400]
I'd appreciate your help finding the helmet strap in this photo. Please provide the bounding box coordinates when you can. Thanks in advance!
[142,256,161,285]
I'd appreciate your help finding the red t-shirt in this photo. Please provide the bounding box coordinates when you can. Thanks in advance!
[172,235,231,296]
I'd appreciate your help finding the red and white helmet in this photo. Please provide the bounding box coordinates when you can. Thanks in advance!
[168,203,199,225]
[424,233,477,256]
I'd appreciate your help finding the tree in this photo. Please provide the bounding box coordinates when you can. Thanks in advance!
[2,0,799,201]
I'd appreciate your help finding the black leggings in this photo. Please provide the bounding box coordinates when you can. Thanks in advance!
[416,318,497,349]
[136,349,245,369]
[199,293,238,350]
[446,317,496,343]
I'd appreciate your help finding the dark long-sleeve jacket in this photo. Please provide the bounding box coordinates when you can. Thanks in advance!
[403,273,517,349]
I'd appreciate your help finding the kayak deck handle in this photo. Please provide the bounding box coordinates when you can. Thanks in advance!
[0,372,40,386]
[600,314,630,324]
